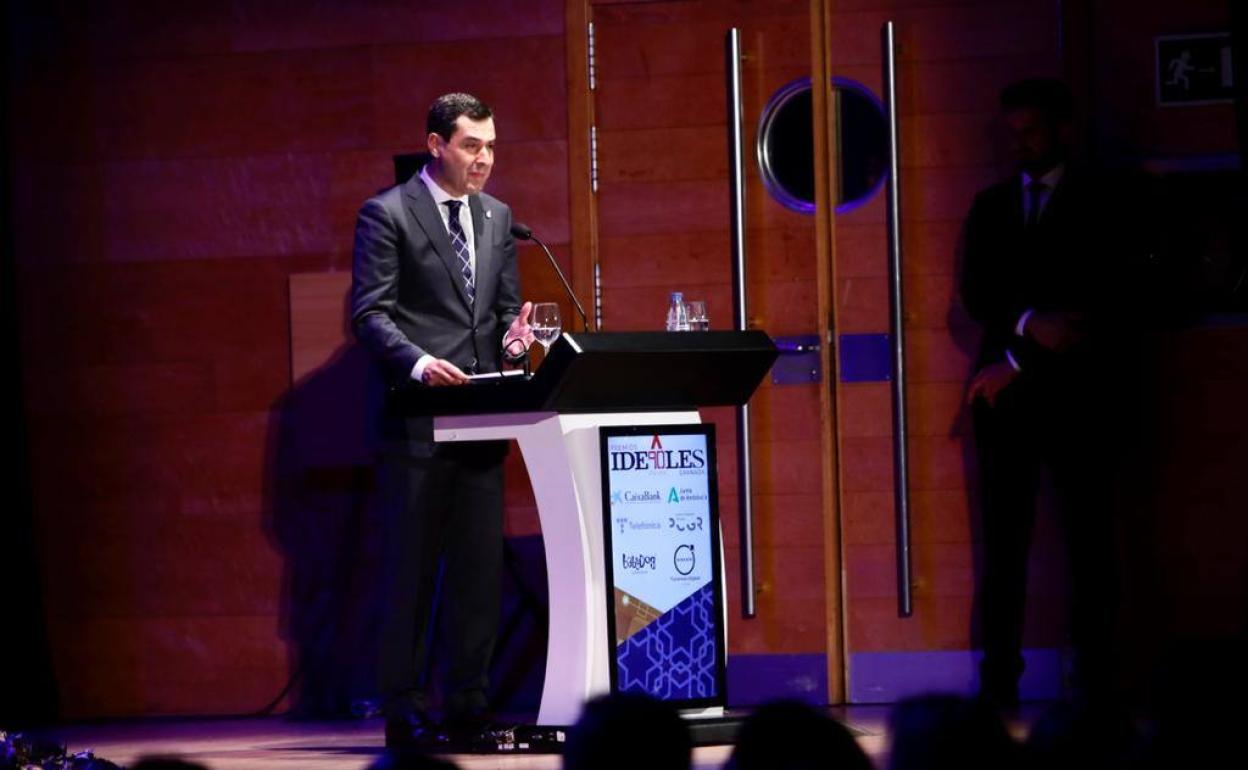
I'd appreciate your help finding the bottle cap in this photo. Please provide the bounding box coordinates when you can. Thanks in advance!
[671,291,684,301]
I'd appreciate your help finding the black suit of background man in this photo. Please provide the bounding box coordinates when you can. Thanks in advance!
[349,93,534,746]
[961,78,1132,706]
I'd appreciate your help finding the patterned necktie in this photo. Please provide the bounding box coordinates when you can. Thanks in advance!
[444,200,475,304]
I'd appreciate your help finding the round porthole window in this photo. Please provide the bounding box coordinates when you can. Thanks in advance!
[756,77,889,214]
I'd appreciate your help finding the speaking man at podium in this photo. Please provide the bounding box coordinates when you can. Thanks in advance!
[349,92,534,748]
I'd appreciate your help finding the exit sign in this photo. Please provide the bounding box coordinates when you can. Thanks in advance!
[1156,33,1234,106]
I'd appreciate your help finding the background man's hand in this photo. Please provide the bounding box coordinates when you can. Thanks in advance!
[422,359,470,386]
[1024,310,1084,352]
[966,360,1020,407]
[504,301,535,356]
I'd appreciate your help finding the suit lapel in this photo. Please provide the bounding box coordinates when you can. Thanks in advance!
[469,195,494,322]
[403,176,473,312]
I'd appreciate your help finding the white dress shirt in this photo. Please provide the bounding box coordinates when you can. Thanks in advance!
[411,165,477,381]
[1007,164,1065,372]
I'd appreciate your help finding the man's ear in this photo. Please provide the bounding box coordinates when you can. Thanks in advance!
[427,132,442,158]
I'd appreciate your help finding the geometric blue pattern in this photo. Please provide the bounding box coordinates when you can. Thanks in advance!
[617,584,718,700]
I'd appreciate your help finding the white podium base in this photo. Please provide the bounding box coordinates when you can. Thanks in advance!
[435,410,700,726]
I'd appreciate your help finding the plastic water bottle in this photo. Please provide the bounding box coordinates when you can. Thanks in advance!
[666,291,690,331]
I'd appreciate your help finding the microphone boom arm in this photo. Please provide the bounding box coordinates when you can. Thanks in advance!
[514,224,591,332]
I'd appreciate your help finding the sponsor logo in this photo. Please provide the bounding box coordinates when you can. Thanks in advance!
[610,489,665,507]
[621,553,657,573]
[668,516,704,532]
[667,486,710,504]
[608,448,707,472]
[673,544,696,576]
[625,489,662,502]
[616,516,663,534]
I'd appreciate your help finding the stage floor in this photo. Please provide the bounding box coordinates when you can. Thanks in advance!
[49,709,880,769]
[49,706,1045,769]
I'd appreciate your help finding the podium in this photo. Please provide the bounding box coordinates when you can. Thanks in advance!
[391,331,777,726]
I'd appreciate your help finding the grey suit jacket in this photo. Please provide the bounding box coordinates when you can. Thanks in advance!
[350,173,521,455]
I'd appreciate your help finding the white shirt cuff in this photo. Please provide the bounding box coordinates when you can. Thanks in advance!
[1014,308,1034,337]
[411,354,435,382]
[1005,349,1022,372]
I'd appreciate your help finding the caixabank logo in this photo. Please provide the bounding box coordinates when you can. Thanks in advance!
[608,435,707,473]
[610,488,663,507]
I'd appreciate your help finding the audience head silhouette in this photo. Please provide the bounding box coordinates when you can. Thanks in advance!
[726,699,872,770]
[887,694,1019,770]
[562,692,691,770]
[1026,699,1142,770]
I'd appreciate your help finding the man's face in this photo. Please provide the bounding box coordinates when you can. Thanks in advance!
[1004,107,1064,176]
[428,115,496,197]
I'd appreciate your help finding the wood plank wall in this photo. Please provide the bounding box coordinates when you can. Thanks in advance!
[590,0,832,663]
[9,0,570,717]
[9,0,1241,718]
[833,0,1243,702]
[827,0,1068,673]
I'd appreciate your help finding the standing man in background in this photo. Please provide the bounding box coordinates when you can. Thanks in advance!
[351,92,533,748]
[960,78,1125,709]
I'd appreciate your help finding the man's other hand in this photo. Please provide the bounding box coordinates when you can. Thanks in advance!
[422,359,470,386]
[1023,310,1084,352]
[504,301,535,355]
[966,361,1020,407]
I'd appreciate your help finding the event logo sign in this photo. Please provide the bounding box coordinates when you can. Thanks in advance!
[607,433,713,614]
[603,428,722,704]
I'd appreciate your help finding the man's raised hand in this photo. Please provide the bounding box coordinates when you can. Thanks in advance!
[504,301,536,356]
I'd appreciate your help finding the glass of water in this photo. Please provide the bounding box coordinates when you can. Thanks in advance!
[531,302,562,352]
[686,301,709,331]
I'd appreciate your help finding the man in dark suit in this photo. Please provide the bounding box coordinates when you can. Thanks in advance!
[350,92,533,746]
[960,79,1123,708]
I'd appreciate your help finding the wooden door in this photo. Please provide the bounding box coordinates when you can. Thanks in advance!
[584,0,844,704]
[827,0,1069,703]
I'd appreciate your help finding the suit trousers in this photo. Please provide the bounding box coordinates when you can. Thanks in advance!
[376,440,506,718]
[972,372,1118,699]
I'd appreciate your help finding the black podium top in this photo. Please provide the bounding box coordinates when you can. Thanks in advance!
[390,331,778,416]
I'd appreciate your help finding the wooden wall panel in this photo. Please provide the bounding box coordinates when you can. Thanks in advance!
[15,0,1236,717]
[591,0,831,671]
[834,0,1245,706]
[10,0,570,718]
[829,0,1062,674]
[1087,0,1237,160]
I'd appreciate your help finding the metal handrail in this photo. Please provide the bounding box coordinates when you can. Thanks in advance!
[882,20,913,618]
[725,27,756,619]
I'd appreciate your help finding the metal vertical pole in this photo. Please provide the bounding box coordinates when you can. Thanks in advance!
[725,27,756,619]
[882,21,913,618]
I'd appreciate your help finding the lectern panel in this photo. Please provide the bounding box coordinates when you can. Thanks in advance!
[599,423,726,710]
[389,331,778,417]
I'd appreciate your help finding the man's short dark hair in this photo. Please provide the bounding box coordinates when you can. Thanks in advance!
[1000,78,1073,123]
[426,92,493,142]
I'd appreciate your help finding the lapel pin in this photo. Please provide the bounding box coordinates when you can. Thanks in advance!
[485,210,493,219]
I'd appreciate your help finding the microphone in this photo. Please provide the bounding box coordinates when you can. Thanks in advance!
[511,222,591,332]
